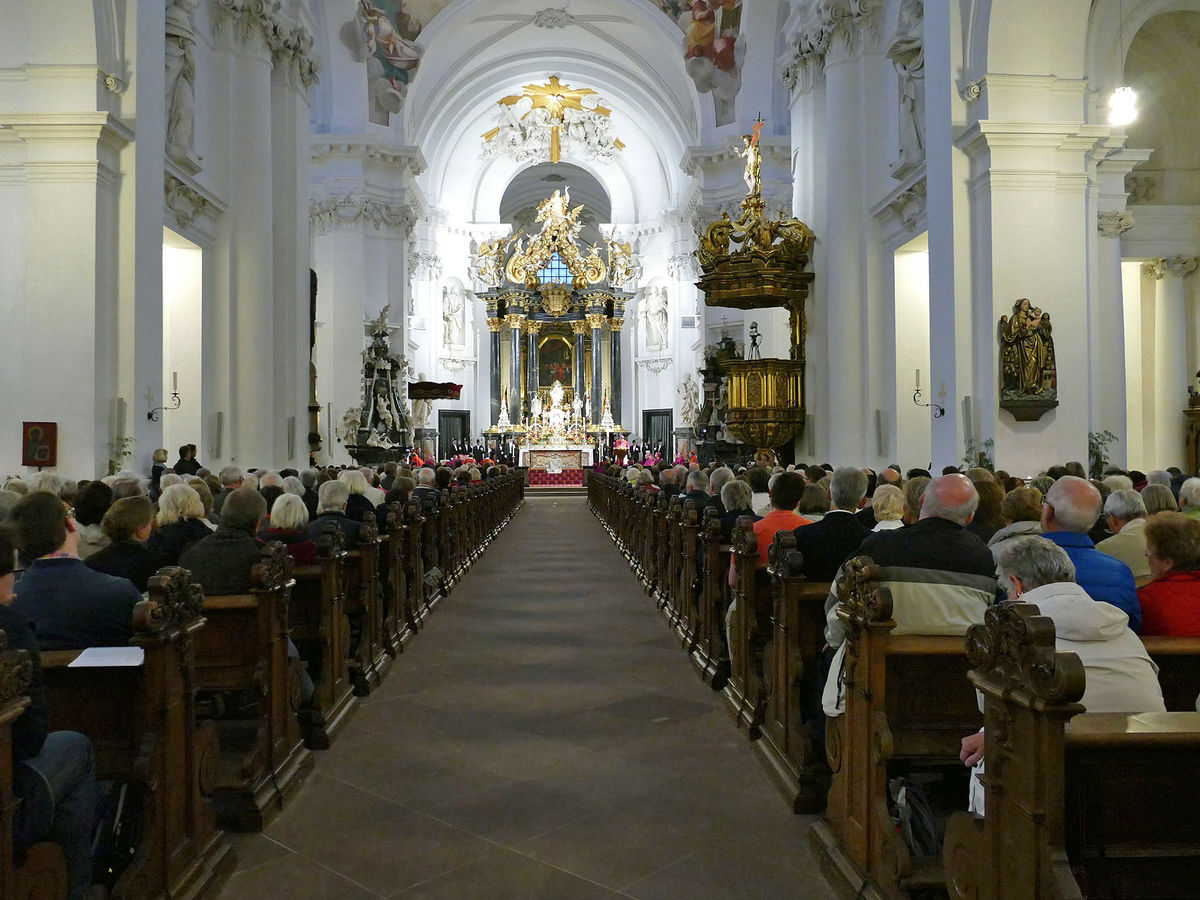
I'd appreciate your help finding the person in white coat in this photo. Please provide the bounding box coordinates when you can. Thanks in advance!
[961,536,1165,815]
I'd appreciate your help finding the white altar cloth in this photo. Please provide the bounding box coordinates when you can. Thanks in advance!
[520,442,593,468]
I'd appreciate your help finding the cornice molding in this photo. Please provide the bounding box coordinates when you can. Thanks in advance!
[309,194,413,235]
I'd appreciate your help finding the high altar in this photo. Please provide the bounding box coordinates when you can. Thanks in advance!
[472,189,632,469]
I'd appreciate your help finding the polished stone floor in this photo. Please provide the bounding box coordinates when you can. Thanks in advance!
[218,496,835,899]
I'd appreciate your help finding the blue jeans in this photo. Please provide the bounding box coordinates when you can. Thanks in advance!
[16,730,99,900]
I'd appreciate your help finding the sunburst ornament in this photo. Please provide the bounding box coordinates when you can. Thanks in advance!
[482,76,625,164]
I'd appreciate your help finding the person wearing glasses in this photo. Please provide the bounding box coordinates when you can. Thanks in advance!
[8,492,141,650]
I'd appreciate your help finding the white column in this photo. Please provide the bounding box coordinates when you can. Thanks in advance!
[1090,149,1152,468]
[821,43,868,464]
[1149,258,1195,468]
[227,29,275,467]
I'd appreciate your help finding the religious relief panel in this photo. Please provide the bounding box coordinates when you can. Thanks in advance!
[886,0,924,179]
[998,299,1058,422]
[640,286,669,351]
[165,0,198,170]
[345,0,451,124]
[652,1,745,126]
[441,283,467,350]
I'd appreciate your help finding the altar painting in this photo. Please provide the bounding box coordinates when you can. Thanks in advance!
[539,335,573,388]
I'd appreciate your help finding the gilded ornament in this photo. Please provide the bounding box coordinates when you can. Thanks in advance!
[523,319,543,335]
[503,189,608,289]
[540,283,572,317]
[585,313,608,330]
[481,75,625,164]
[485,317,503,332]
[608,317,625,331]
[504,313,526,330]
[570,320,590,336]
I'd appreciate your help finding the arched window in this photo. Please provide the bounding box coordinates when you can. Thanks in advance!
[537,252,571,284]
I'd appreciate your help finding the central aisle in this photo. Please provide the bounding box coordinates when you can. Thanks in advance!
[219,496,834,899]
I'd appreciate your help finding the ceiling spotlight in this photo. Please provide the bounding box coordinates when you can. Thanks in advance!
[1108,85,1138,127]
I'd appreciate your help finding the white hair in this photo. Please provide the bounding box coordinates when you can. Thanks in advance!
[159,472,183,490]
[1180,477,1200,510]
[219,466,243,487]
[1044,476,1102,532]
[258,471,283,489]
[1102,474,1133,493]
[30,472,64,495]
[721,479,752,511]
[242,473,259,491]
[1104,488,1147,522]
[339,469,370,496]
[416,468,436,487]
[282,476,304,496]
[1146,470,1171,487]
[156,483,204,526]
[709,466,734,496]
[270,493,310,531]
[997,536,1077,592]
[318,480,350,513]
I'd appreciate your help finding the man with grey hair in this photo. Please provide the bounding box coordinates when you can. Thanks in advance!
[709,466,735,513]
[411,466,440,507]
[304,480,361,546]
[1146,469,1172,488]
[213,465,244,515]
[1041,475,1140,631]
[682,469,717,517]
[789,466,871,582]
[257,471,283,490]
[1180,477,1200,521]
[1097,489,1152,587]
[359,467,386,507]
[961,536,1165,814]
[657,467,681,500]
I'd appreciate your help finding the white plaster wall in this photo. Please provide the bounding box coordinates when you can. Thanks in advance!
[162,236,204,456]
[894,239,932,470]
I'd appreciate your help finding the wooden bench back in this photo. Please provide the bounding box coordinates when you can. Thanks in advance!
[40,568,233,898]
[818,556,981,895]
[1141,634,1200,711]
[944,602,1200,900]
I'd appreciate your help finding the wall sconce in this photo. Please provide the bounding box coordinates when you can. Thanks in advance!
[913,368,945,418]
[148,371,182,421]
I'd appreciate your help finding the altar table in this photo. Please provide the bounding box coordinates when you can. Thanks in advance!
[520,443,593,469]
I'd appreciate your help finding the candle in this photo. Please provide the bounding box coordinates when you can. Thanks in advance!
[915,368,920,390]
[172,371,178,392]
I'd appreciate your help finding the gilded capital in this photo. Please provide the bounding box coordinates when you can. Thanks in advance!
[524,319,543,335]
[505,313,526,330]
[570,320,589,336]
[485,317,503,332]
[585,313,608,331]
[608,317,625,332]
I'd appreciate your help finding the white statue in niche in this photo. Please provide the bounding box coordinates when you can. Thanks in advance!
[641,286,669,350]
[442,284,466,349]
[164,0,198,164]
[887,0,925,175]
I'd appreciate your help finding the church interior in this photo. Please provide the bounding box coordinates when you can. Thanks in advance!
[3,1,1200,897]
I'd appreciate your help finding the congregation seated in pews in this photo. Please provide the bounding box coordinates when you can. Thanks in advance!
[0,455,524,898]
[588,452,1200,895]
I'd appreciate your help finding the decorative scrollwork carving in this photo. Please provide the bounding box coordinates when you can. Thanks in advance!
[253,542,295,591]
[145,566,205,630]
[964,602,1086,705]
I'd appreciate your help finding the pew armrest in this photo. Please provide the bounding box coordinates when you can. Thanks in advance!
[204,594,258,611]
[1065,711,1200,746]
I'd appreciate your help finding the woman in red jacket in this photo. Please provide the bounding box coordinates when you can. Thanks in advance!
[1138,511,1200,636]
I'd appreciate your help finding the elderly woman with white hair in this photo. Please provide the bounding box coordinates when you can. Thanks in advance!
[261,493,319,566]
[870,484,905,531]
[147,483,211,564]
[338,468,377,522]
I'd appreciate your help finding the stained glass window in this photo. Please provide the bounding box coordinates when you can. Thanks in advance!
[537,252,571,284]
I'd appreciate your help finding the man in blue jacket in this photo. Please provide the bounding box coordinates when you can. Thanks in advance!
[1041,475,1141,632]
[10,491,141,649]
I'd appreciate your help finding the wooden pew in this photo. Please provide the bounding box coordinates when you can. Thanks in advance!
[291,530,358,749]
[40,570,235,898]
[660,498,682,620]
[758,530,833,813]
[810,556,981,898]
[420,496,443,615]
[404,499,428,630]
[1142,634,1200,711]
[653,495,672,608]
[381,502,412,651]
[343,514,385,695]
[723,516,761,732]
[944,602,1200,899]
[0,635,68,898]
[193,543,314,831]
[670,501,700,648]
[692,513,732,689]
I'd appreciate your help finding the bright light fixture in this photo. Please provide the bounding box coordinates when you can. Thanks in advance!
[1108,85,1138,126]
